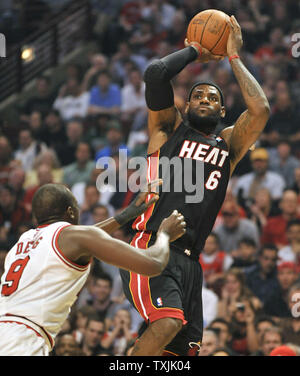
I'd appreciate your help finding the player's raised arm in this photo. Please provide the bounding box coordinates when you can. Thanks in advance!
[220,16,270,174]
[144,42,223,152]
[58,210,186,277]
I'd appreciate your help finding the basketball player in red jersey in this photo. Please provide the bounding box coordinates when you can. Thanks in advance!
[120,16,270,356]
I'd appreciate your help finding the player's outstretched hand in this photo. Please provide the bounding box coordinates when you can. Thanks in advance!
[115,179,162,226]
[226,15,243,57]
[158,210,186,242]
[184,38,224,63]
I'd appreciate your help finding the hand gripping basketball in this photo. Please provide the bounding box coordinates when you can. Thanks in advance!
[184,39,224,63]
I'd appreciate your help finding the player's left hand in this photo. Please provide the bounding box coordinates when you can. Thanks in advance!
[226,15,243,57]
[134,178,162,208]
[184,39,224,63]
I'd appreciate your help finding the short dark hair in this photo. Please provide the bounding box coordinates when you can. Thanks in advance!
[32,183,77,225]
[238,237,257,248]
[94,272,113,288]
[258,244,278,257]
[287,219,300,229]
[254,315,276,330]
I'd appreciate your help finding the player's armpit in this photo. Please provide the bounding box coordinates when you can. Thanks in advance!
[220,109,269,175]
[147,107,182,154]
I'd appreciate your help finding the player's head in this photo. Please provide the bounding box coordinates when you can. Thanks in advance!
[185,82,225,134]
[32,183,80,226]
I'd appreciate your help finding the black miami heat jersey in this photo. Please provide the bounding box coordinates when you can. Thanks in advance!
[132,121,231,259]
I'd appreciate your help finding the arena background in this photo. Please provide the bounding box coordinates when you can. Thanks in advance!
[0,0,300,356]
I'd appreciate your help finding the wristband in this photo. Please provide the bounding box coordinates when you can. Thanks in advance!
[229,54,240,63]
[189,42,202,58]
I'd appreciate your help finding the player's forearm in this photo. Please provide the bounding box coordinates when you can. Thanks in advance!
[230,58,270,116]
[144,47,198,111]
[94,217,120,234]
[146,231,170,274]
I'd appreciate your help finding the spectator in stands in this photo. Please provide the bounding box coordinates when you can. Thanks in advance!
[53,334,82,356]
[120,68,146,125]
[261,189,300,248]
[233,148,285,202]
[265,90,299,147]
[79,316,106,356]
[85,273,116,325]
[245,244,280,305]
[264,262,298,318]
[63,142,94,188]
[278,282,300,347]
[28,111,44,141]
[79,183,102,226]
[92,204,110,224]
[199,232,233,288]
[81,53,108,92]
[39,109,67,154]
[214,201,260,253]
[278,219,300,272]
[226,298,260,356]
[291,167,300,196]
[95,119,129,161]
[257,327,284,356]
[230,237,259,273]
[0,136,13,184]
[71,167,114,209]
[56,118,84,167]
[7,166,26,202]
[268,139,300,188]
[218,268,262,322]
[14,128,47,172]
[87,70,121,117]
[198,329,219,356]
[101,308,137,356]
[23,164,54,213]
[0,184,31,247]
[202,286,219,328]
[248,187,280,233]
[20,75,55,121]
[209,318,233,352]
[53,77,90,121]
[251,316,277,356]
[24,149,63,189]
[110,42,148,82]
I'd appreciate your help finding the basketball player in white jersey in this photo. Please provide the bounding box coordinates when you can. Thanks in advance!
[0,183,186,355]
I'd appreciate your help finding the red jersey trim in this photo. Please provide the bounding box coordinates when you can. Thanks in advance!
[51,225,91,272]
[0,313,54,349]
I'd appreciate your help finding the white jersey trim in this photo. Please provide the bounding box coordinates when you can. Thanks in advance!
[51,224,91,272]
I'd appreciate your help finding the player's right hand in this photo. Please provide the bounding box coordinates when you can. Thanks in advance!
[158,210,186,242]
[184,38,224,63]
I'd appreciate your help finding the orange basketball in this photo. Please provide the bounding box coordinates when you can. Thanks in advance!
[186,9,230,56]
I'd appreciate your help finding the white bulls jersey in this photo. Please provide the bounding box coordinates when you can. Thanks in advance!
[0,221,90,349]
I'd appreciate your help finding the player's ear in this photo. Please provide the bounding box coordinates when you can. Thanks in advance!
[220,106,226,118]
[66,206,75,219]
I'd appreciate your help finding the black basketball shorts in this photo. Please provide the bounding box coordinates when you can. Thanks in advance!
[119,230,204,356]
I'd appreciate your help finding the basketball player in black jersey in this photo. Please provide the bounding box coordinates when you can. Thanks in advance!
[120,16,270,356]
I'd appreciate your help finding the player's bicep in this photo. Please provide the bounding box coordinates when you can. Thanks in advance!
[61,226,159,276]
[223,110,267,171]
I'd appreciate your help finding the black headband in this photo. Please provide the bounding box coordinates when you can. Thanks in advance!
[188,81,224,106]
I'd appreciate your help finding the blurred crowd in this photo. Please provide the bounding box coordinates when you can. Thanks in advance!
[0,0,300,356]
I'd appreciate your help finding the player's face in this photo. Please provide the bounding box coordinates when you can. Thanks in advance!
[185,85,225,134]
